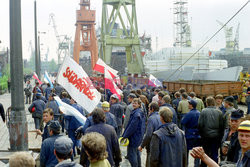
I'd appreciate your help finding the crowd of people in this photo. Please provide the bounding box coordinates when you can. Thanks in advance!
[5,80,250,167]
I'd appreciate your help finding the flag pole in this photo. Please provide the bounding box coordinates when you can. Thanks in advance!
[104,68,106,100]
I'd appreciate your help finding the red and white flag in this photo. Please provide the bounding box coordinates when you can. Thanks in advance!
[32,72,43,85]
[93,58,118,78]
[57,56,101,113]
[148,74,162,87]
[105,68,122,99]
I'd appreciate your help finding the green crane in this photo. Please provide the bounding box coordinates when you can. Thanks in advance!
[99,0,144,74]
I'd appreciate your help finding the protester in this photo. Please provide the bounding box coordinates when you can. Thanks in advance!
[82,132,111,167]
[54,136,82,167]
[122,98,146,167]
[150,107,187,167]
[40,121,62,167]
[178,92,189,129]
[123,93,136,129]
[191,147,219,167]
[102,101,118,131]
[198,96,225,166]
[60,91,71,133]
[24,80,32,104]
[80,108,121,167]
[152,89,160,102]
[28,92,46,130]
[123,84,132,104]
[9,152,35,167]
[138,102,162,167]
[181,99,201,167]
[44,83,53,101]
[224,96,236,128]
[46,93,60,121]
[189,92,204,112]
[160,95,177,124]
[0,103,5,123]
[215,94,226,114]
[36,108,54,141]
[221,109,244,163]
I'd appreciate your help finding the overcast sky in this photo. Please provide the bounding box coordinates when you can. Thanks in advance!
[0,0,249,61]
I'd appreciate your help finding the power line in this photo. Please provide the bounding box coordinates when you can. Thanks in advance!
[166,0,250,81]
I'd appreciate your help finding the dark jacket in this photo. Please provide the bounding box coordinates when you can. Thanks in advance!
[222,129,241,163]
[122,108,146,147]
[172,97,181,112]
[42,121,51,141]
[0,103,5,122]
[29,99,46,118]
[61,97,71,105]
[82,123,122,167]
[160,103,177,124]
[81,116,94,134]
[150,123,187,167]
[141,112,162,152]
[181,109,200,139]
[110,102,123,126]
[237,150,250,167]
[40,134,62,167]
[46,100,60,119]
[198,106,225,139]
[105,112,118,131]
[45,87,52,100]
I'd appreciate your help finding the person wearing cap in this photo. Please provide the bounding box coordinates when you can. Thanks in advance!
[221,109,244,163]
[189,92,204,112]
[122,98,146,167]
[198,96,225,166]
[236,120,250,166]
[54,136,82,167]
[138,102,162,167]
[36,108,54,141]
[224,96,236,128]
[46,93,60,121]
[160,95,177,124]
[124,93,137,129]
[80,108,121,167]
[40,120,62,167]
[110,94,123,137]
[181,99,201,167]
[150,106,187,167]
[28,92,46,130]
[102,101,118,131]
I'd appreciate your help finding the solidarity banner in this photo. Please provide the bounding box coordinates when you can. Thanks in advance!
[57,56,101,113]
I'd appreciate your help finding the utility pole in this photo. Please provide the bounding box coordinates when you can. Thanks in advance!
[9,0,28,151]
[34,0,40,78]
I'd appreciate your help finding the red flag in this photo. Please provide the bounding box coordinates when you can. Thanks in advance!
[32,72,43,85]
[93,58,118,78]
[105,68,122,99]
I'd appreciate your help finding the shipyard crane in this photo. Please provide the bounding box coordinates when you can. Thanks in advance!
[234,23,240,51]
[49,13,70,65]
[216,20,234,51]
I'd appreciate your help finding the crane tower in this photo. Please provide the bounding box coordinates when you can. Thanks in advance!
[100,0,144,74]
[73,0,98,69]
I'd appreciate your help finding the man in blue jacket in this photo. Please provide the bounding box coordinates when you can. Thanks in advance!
[181,99,201,167]
[122,98,146,167]
[138,101,162,167]
[110,94,123,137]
[150,107,187,167]
[80,108,122,167]
[40,121,62,167]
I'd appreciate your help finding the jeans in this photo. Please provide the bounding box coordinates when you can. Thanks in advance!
[127,145,141,167]
[34,117,42,130]
[25,94,31,104]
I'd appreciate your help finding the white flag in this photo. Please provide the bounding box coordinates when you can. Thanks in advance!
[57,56,101,113]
